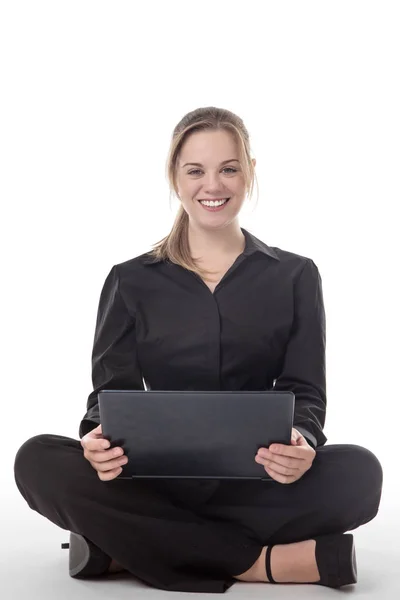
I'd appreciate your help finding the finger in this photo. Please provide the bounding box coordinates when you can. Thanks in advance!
[81,425,103,445]
[258,451,303,470]
[92,455,128,472]
[83,437,110,452]
[263,463,297,485]
[268,444,306,459]
[98,467,123,482]
[87,447,125,463]
[264,457,301,474]
[255,455,299,477]
[291,427,303,442]
[91,424,102,434]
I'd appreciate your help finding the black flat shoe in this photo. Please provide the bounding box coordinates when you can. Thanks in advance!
[265,533,357,588]
[61,532,112,578]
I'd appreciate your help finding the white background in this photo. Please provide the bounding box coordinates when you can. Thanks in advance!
[2,0,399,515]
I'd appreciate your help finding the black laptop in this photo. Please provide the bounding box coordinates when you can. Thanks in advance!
[98,390,294,481]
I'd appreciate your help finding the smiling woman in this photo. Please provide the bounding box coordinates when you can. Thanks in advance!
[174,127,253,267]
[147,107,259,282]
[13,106,383,596]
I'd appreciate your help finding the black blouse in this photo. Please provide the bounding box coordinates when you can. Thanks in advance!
[79,227,327,450]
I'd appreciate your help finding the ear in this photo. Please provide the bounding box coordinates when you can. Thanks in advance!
[252,158,256,168]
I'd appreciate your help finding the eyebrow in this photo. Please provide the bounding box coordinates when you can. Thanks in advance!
[181,159,240,168]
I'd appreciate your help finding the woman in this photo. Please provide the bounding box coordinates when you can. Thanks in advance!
[14,106,383,594]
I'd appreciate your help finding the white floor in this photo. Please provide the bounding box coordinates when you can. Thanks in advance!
[3,483,399,599]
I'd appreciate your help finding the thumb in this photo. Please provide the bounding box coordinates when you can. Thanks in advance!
[291,428,302,445]
[91,424,102,435]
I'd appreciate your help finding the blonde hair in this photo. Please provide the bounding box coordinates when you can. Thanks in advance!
[148,106,259,279]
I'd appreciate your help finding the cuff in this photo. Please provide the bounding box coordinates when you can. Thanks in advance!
[79,418,100,439]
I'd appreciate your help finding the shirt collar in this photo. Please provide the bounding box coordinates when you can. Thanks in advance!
[142,227,280,264]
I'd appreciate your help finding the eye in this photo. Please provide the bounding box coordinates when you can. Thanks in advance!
[187,167,238,175]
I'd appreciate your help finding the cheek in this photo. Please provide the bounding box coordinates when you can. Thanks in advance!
[236,179,247,193]
[228,180,246,198]
[180,182,199,199]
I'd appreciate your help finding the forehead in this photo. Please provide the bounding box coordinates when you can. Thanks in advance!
[179,130,238,163]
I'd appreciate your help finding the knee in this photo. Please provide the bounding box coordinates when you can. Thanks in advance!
[317,443,383,504]
[14,434,54,479]
[346,445,383,492]
[337,445,383,527]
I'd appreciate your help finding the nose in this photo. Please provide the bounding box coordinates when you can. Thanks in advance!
[202,171,228,194]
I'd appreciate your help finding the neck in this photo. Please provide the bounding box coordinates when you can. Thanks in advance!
[188,223,246,262]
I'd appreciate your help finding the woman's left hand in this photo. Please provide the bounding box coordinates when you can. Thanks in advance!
[255,427,316,484]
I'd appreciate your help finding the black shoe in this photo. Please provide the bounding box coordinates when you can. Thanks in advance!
[61,532,112,578]
[265,533,357,588]
[314,533,357,588]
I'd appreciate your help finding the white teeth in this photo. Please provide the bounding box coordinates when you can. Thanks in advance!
[200,198,229,207]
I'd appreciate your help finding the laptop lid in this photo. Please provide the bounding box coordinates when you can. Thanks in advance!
[98,390,294,481]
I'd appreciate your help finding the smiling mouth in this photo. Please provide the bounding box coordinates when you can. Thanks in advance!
[198,197,231,203]
[198,196,231,203]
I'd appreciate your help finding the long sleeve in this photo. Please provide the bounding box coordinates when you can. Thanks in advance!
[273,258,327,449]
[79,264,144,439]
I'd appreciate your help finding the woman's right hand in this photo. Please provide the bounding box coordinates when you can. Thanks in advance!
[80,424,128,481]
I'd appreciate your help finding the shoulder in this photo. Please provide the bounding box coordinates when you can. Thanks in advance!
[248,230,317,273]
[110,252,160,286]
[267,246,319,277]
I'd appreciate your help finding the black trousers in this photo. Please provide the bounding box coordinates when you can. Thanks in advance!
[14,434,383,593]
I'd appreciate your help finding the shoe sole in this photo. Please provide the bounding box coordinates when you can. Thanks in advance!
[340,534,358,585]
[315,533,357,587]
[65,532,111,578]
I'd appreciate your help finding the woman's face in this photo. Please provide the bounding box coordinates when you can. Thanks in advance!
[176,129,255,229]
